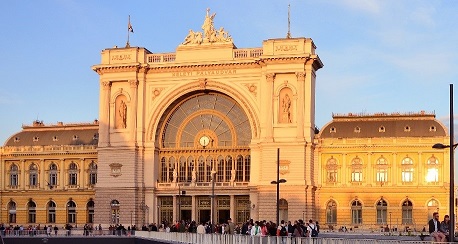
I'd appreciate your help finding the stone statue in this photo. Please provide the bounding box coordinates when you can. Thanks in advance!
[172,168,177,183]
[282,94,291,123]
[191,170,196,183]
[118,100,127,128]
[202,8,216,43]
[182,29,195,45]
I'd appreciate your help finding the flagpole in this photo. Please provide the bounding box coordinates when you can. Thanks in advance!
[126,15,131,47]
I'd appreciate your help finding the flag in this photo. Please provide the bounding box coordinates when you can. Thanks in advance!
[128,16,134,33]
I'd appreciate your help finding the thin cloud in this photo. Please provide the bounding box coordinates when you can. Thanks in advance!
[339,0,383,15]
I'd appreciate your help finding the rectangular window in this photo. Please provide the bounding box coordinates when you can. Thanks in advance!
[376,169,387,182]
[351,209,362,224]
[69,173,77,185]
[402,209,413,224]
[50,173,58,186]
[377,209,387,224]
[48,209,56,223]
[351,170,362,182]
[402,169,413,182]
[28,210,36,223]
[30,173,38,187]
[89,173,97,185]
[10,174,18,187]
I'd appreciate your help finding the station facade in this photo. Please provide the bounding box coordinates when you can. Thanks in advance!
[0,10,452,230]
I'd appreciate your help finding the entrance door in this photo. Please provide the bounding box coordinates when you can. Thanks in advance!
[199,210,210,224]
[181,210,192,222]
[218,210,230,224]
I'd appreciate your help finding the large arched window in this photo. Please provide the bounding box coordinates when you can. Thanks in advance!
[29,163,38,188]
[351,200,363,225]
[376,199,388,224]
[351,157,363,183]
[68,162,78,186]
[9,164,19,188]
[402,200,413,224]
[425,156,439,183]
[47,201,56,223]
[111,200,120,224]
[8,201,16,223]
[375,157,388,183]
[88,161,97,186]
[401,157,414,183]
[326,200,337,224]
[67,200,77,223]
[87,200,95,224]
[49,163,58,187]
[326,157,338,183]
[28,200,37,223]
[427,199,439,221]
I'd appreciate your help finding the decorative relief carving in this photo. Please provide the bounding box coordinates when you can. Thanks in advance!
[275,45,298,52]
[199,78,208,89]
[279,160,291,175]
[181,8,233,46]
[266,73,275,82]
[129,80,139,87]
[296,72,306,81]
[101,81,111,89]
[109,163,123,177]
[151,88,164,100]
[244,83,257,96]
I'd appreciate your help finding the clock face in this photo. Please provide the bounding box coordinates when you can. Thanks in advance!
[199,136,210,147]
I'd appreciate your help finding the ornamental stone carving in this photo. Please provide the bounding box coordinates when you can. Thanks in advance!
[181,8,233,45]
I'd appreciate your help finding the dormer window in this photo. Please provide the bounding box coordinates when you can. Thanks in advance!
[330,127,336,133]
[379,126,385,133]
[354,126,361,133]
[53,136,58,142]
[430,126,436,132]
[73,135,79,141]
[404,126,411,132]
[14,137,20,143]
[93,133,99,140]
[33,136,39,142]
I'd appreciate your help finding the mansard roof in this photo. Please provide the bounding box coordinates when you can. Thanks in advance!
[3,120,99,147]
[319,111,447,139]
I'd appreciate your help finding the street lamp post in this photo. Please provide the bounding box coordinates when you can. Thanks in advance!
[271,148,287,226]
[432,83,456,241]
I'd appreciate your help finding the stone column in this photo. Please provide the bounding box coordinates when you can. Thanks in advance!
[40,159,45,190]
[191,195,196,221]
[230,195,235,221]
[60,159,65,189]
[265,73,275,141]
[173,195,177,222]
[129,80,138,142]
[80,158,86,189]
[20,160,25,190]
[100,81,112,146]
[296,72,306,139]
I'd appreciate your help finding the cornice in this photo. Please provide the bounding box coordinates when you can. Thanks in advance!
[146,61,260,74]
[92,64,142,75]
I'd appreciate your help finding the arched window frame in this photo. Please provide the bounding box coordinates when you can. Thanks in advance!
[351,200,363,225]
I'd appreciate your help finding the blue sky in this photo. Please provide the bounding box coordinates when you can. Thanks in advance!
[1,0,457,145]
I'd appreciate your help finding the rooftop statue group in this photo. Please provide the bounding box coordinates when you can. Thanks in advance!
[182,8,233,45]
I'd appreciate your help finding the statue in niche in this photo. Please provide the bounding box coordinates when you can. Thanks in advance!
[282,93,292,123]
[118,100,127,128]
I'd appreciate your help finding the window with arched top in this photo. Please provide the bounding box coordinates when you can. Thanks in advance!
[49,163,58,187]
[326,157,338,183]
[351,157,363,183]
[29,163,38,188]
[87,200,95,224]
[427,199,439,221]
[279,198,288,223]
[376,199,388,224]
[8,201,16,223]
[326,200,337,224]
[376,157,388,183]
[351,200,363,225]
[9,164,19,188]
[401,157,414,183]
[425,156,439,183]
[402,200,413,224]
[89,161,97,185]
[47,201,56,223]
[111,200,120,224]
[69,162,78,186]
[67,201,77,224]
[28,201,36,223]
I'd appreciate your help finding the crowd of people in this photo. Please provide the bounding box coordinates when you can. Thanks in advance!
[140,218,320,238]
